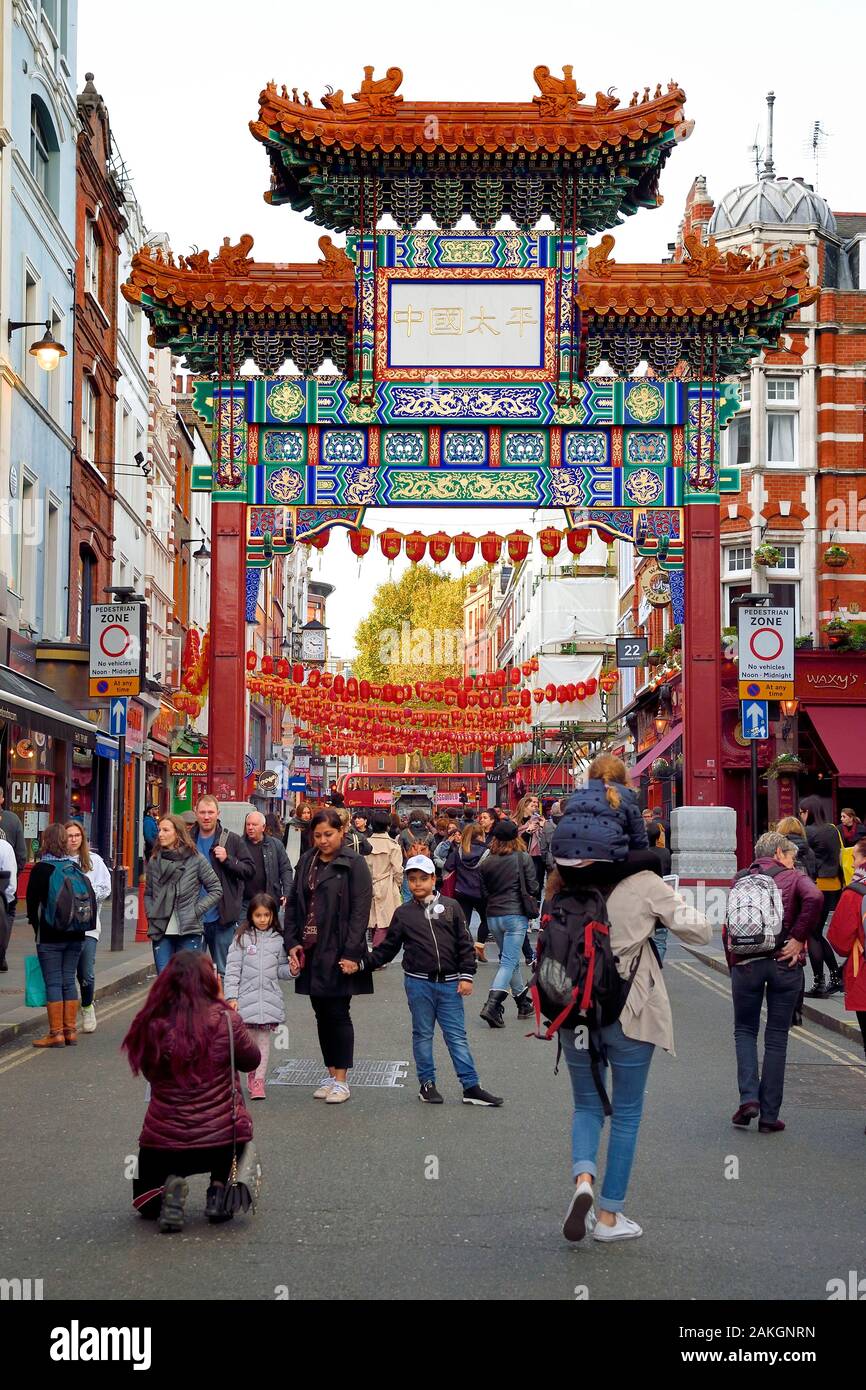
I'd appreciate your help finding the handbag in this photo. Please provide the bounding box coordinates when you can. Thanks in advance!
[222,1009,263,1215]
[25,954,47,1007]
[516,853,540,920]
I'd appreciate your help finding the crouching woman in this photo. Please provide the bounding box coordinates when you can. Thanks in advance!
[122,951,260,1233]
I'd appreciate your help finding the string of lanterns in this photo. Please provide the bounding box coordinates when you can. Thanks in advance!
[297,526,595,565]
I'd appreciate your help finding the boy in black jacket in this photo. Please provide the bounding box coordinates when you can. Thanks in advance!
[349,855,503,1106]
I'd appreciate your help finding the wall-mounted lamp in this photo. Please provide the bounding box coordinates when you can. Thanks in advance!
[780,695,799,742]
[7,319,67,371]
[179,529,211,561]
[654,683,674,737]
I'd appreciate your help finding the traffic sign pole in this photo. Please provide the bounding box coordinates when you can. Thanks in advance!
[750,737,760,848]
[111,732,127,951]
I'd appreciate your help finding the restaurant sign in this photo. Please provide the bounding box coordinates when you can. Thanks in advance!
[795,654,866,704]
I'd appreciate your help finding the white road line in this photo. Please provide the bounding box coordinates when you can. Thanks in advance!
[0,987,150,1075]
[670,959,865,1066]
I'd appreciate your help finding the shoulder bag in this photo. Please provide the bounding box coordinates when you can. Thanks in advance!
[516,852,540,920]
[222,1010,263,1215]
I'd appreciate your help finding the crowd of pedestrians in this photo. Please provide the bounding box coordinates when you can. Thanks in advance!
[10,774,865,1246]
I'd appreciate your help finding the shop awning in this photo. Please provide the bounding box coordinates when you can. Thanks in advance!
[804,706,866,788]
[0,664,106,751]
[629,722,684,782]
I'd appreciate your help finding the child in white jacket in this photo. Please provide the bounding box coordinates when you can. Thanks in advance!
[224,893,292,1099]
[65,820,111,1034]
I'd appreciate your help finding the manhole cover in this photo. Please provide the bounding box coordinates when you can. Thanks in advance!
[270,1059,409,1088]
[783,1064,866,1110]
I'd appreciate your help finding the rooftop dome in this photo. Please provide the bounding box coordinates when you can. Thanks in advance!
[708,176,836,237]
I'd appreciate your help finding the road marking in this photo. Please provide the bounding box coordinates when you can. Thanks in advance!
[0,986,150,1075]
[670,959,864,1065]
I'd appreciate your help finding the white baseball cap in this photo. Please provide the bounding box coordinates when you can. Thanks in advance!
[405,855,435,874]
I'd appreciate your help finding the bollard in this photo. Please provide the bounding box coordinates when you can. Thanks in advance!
[135,876,149,943]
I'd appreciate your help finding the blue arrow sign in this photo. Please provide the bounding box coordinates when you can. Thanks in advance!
[109,697,128,738]
[741,699,769,741]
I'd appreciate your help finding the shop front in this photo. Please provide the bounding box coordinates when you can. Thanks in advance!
[171,756,208,815]
[795,652,866,815]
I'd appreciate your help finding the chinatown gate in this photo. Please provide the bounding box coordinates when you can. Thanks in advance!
[124,66,814,860]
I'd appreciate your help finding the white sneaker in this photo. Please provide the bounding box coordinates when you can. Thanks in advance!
[313,1082,335,1099]
[562,1180,595,1242]
[592,1213,643,1242]
[325,1082,351,1104]
[80,1005,97,1034]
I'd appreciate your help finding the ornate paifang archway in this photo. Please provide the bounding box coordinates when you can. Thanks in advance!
[124,66,815,810]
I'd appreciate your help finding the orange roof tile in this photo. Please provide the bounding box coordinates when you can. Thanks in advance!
[122,235,355,316]
[578,235,818,318]
[252,66,689,156]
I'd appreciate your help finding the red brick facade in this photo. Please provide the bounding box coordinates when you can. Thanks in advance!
[70,75,125,642]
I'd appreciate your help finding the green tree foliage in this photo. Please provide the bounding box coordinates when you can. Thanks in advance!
[354,564,485,685]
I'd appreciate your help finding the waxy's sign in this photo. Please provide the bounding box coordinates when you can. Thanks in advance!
[795,654,866,704]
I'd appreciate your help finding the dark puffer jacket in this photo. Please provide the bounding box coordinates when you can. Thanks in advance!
[283,844,374,998]
[785,832,817,881]
[144,848,222,940]
[563,780,648,851]
[444,841,488,900]
[138,1005,260,1149]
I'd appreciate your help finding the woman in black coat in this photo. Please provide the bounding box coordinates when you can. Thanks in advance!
[283,808,373,1103]
[798,796,844,997]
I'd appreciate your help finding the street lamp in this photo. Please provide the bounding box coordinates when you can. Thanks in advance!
[179,529,211,561]
[654,684,674,737]
[7,318,68,371]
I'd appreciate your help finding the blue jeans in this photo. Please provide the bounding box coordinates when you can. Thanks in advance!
[37,940,84,1002]
[152,933,204,974]
[560,1020,655,1213]
[401,873,412,904]
[488,914,529,996]
[404,976,479,1089]
[204,920,236,978]
[77,936,98,1007]
[731,957,802,1123]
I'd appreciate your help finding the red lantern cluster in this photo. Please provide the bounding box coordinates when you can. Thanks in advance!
[341,527,596,565]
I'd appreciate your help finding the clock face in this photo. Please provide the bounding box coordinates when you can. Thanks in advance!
[302,630,326,662]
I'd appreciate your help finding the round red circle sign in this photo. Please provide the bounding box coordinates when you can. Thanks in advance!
[749,627,784,662]
[99,623,131,659]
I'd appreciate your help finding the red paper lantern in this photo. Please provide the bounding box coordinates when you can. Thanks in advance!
[557,685,567,703]
[360,680,370,701]
[509,667,521,685]
[261,654,274,676]
[530,656,539,673]
[428,531,451,564]
[566,683,576,702]
[276,658,290,680]
[533,690,544,704]
[520,689,531,707]
[308,669,320,687]
[245,650,257,671]
[507,529,531,564]
[538,526,563,560]
[305,529,330,550]
[479,531,502,565]
[292,663,304,684]
[575,682,587,701]
[379,528,403,562]
[599,669,620,694]
[348,526,373,559]
[453,532,476,566]
[566,527,590,557]
[333,674,345,695]
[404,531,427,564]
[545,683,557,702]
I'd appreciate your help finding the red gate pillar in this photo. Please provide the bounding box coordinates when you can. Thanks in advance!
[207,502,248,802]
[682,504,723,806]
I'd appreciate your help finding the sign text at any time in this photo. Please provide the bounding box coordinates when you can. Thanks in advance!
[737,606,794,701]
[89,603,145,697]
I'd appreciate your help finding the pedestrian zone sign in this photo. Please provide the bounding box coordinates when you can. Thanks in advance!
[89,603,145,697]
[737,606,794,700]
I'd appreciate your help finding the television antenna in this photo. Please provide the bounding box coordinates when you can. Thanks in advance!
[802,120,831,191]
[747,125,762,180]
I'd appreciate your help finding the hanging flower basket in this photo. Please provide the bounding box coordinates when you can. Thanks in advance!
[754,543,783,567]
[651,757,673,780]
[765,754,805,780]
[823,545,850,570]
[647,648,665,668]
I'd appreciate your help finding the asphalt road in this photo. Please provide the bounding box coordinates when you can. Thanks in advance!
[2,941,865,1302]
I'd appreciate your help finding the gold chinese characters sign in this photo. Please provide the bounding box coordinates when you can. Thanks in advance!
[376,267,558,381]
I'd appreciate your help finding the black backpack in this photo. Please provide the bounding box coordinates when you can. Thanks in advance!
[45,860,96,933]
[529,888,645,1115]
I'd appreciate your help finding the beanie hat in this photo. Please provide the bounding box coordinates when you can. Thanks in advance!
[491,818,519,843]
[551,808,628,864]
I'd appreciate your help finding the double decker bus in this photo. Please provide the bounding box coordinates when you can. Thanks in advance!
[336,771,486,818]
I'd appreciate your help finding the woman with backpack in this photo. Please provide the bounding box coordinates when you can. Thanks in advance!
[798,796,845,998]
[65,820,111,1035]
[544,812,711,1244]
[144,815,222,974]
[477,820,538,1027]
[27,822,97,1048]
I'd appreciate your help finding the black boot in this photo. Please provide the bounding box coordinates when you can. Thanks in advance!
[205,1182,233,1224]
[480,990,507,1028]
[805,974,829,999]
[827,967,844,996]
[515,988,534,1019]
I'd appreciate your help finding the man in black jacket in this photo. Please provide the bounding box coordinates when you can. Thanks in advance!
[243,811,293,911]
[353,855,503,1107]
[192,795,254,979]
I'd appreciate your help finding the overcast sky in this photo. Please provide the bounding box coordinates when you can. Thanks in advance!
[79,0,864,656]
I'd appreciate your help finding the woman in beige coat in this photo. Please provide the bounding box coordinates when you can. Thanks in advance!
[367,812,404,948]
[543,850,711,1246]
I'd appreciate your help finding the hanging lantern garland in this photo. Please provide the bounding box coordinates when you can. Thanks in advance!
[341,526,599,564]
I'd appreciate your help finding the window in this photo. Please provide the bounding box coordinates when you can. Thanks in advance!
[767,412,797,465]
[766,377,798,403]
[81,378,98,464]
[727,416,751,468]
[79,547,97,643]
[48,309,64,419]
[724,583,751,626]
[23,270,40,392]
[30,102,51,194]
[726,546,752,574]
[769,545,798,571]
[377,759,385,771]
[43,500,61,637]
[738,379,751,406]
[768,581,799,629]
[16,475,38,626]
[84,217,101,303]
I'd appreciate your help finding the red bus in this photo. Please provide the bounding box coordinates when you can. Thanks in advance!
[336,771,486,815]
